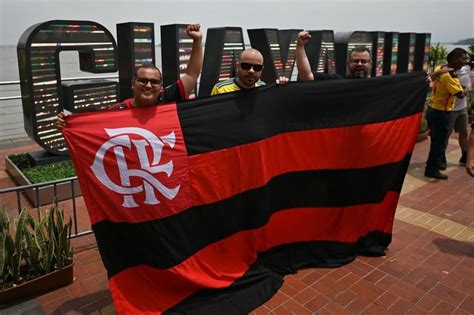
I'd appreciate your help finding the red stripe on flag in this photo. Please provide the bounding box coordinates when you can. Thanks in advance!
[109,192,399,313]
[189,114,420,206]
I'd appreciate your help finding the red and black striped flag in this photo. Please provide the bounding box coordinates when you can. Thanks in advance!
[63,72,428,314]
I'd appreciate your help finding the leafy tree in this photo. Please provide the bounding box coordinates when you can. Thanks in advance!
[429,43,448,71]
[468,43,474,60]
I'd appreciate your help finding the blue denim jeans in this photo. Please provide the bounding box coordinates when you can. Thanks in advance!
[426,107,450,172]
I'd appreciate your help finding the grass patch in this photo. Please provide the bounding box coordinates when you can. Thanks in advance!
[8,153,76,184]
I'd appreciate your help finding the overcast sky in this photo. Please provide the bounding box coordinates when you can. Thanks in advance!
[0,0,473,46]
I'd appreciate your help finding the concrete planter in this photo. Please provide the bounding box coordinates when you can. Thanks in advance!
[4,156,82,207]
[0,262,74,307]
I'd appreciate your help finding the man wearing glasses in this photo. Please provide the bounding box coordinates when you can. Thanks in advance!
[57,24,202,129]
[295,31,371,81]
[210,48,288,95]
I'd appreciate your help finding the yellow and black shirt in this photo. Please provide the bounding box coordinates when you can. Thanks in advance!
[210,78,266,96]
[429,66,464,111]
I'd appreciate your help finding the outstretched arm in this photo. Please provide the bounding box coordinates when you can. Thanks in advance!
[56,112,67,132]
[296,31,314,81]
[181,24,203,99]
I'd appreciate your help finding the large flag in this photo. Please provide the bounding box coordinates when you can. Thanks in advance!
[63,72,428,314]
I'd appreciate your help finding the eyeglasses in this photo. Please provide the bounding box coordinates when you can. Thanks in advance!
[240,62,264,72]
[136,78,162,86]
[350,59,371,65]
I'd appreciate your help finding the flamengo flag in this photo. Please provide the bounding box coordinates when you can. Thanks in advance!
[63,72,428,314]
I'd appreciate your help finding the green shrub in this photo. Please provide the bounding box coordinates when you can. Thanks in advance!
[23,161,76,184]
[9,154,76,184]
[0,204,73,290]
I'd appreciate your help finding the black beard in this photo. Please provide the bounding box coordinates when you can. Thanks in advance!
[349,69,369,79]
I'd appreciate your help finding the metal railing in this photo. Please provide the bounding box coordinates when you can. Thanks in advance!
[0,74,121,239]
[0,75,119,101]
[0,176,91,239]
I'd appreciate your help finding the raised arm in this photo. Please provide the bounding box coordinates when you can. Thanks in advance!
[180,24,203,98]
[296,31,314,81]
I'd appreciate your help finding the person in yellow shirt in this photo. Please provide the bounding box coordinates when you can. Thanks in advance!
[425,48,469,179]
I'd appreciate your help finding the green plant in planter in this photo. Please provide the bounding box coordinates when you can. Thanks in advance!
[38,203,74,272]
[0,203,73,290]
[8,153,76,184]
[0,207,37,285]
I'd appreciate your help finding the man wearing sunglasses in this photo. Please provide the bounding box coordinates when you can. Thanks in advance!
[296,31,371,81]
[57,24,203,129]
[211,48,288,95]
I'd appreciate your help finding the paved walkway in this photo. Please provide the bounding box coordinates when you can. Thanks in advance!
[0,135,472,315]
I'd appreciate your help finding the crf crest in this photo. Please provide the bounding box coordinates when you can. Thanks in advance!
[91,127,180,208]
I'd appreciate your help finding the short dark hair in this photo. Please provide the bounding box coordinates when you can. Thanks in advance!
[349,46,372,59]
[132,63,162,80]
[447,48,468,63]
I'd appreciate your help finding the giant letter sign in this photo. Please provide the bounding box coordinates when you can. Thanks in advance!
[334,31,373,76]
[397,33,417,73]
[117,22,155,101]
[370,31,385,77]
[414,33,431,72]
[161,24,198,98]
[16,20,431,156]
[304,30,337,75]
[248,28,302,83]
[277,29,300,80]
[17,20,117,155]
[383,32,399,75]
[199,27,245,97]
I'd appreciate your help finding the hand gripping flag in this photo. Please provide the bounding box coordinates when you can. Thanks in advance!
[62,72,428,314]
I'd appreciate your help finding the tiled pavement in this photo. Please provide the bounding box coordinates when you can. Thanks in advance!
[0,135,472,315]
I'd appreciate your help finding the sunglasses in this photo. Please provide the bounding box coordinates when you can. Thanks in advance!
[349,59,370,65]
[240,62,264,72]
[136,78,162,86]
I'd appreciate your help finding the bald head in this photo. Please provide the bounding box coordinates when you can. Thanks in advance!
[236,48,264,89]
[239,48,264,62]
